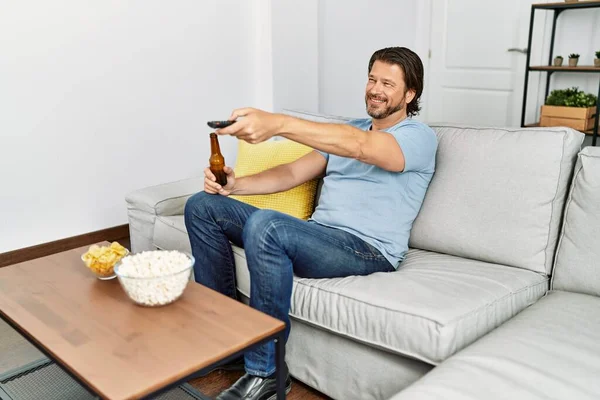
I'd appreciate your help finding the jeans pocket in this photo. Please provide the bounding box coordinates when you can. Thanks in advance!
[365,241,387,258]
[351,243,386,260]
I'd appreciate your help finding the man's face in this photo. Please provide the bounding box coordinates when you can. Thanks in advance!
[365,60,412,119]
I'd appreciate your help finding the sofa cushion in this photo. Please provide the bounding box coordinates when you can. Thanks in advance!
[552,146,600,296]
[409,126,583,275]
[154,215,191,253]
[389,290,600,400]
[153,217,547,364]
[290,249,546,364]
[125,177,203,252]
[229,139,319,220]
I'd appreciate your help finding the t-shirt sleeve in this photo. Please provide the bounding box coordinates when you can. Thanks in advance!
[390,124,437,173]
[315,149,329,161]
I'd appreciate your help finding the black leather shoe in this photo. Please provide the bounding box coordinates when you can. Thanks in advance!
[194,356,245,378]
[216,372,292,400]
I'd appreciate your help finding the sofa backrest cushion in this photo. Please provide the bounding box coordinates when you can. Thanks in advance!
[409,125,583,275]
[551,146,600,296]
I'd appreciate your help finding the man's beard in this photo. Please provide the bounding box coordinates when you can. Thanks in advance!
[365,94,405,119]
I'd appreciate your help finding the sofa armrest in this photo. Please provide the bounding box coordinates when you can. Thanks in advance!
[126,177,203,216]
[125,177,203,252]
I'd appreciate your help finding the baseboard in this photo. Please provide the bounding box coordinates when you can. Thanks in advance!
[0,225,130,268]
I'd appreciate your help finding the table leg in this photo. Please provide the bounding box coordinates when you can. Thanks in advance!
[275,331,286,399]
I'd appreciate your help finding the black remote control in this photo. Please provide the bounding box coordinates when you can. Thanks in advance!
[207,120,236,129]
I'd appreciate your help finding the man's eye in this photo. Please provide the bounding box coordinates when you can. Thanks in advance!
[384,82,391,87]
[368,78,376,83]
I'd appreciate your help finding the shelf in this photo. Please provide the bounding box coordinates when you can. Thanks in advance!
[533,1,600,10]
[522,1,600,145]
[529,66,600,72]
[525,122,595,135]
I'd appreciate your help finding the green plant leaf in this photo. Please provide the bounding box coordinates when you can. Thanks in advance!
[545,87,597,107]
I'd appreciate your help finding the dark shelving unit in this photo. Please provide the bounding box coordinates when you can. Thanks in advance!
[521,1,600,146]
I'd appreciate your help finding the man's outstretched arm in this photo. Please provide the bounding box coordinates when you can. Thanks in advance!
[279,116,405,172]
[217,108,406,172]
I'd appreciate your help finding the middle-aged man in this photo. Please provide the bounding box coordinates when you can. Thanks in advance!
[184,46,438,400]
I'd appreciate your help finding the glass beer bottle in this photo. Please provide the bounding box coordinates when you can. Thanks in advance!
[209,133,228,186]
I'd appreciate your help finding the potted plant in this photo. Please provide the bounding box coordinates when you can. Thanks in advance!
[595,51,600,68]
[568,53,580,67]
[553,55,564,66]
[540,87,598,131]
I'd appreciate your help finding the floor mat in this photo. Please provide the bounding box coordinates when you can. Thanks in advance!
[0,319,43,376]
[0,358,209,400]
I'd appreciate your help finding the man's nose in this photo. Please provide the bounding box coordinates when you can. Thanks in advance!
[369,82,383,94]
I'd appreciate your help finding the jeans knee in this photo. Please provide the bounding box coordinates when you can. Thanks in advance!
[184,191,217,221]
[243,210,282,244]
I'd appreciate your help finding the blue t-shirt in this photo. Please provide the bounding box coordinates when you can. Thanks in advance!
[310,118,437,268]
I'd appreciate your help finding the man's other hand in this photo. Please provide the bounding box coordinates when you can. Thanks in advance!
[204,166,236,196]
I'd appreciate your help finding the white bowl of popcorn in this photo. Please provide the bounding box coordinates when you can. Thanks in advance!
[114,250,194,307]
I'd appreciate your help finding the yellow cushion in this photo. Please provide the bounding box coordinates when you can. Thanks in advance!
[229,139,319,220]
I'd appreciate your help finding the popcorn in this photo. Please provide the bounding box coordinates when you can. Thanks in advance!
[116,250,193,307]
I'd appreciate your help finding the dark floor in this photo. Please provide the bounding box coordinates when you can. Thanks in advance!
[189,369,331,399]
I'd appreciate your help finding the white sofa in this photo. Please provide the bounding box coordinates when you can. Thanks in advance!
[125,110,599,400]
[391,145,600,400]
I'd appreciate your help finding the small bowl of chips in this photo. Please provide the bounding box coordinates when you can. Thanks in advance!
[81,242,129,280]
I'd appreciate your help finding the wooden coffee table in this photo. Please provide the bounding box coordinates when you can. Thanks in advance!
[0,243,286,400]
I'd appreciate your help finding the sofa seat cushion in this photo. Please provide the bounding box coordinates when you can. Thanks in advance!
[390,290,600,400]
[289,249,547,364]
[153,217,548,364]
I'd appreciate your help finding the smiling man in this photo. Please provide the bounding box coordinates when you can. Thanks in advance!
[184,46,437,400]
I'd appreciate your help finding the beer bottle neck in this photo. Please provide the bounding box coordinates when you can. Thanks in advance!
[210,133,222,154]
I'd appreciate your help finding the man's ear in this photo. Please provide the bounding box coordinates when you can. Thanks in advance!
[405,88,416,105]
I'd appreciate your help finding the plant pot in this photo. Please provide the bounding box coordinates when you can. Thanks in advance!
[595,58,600,68]
[540,105,597,131]
[554,58,564,67]
[568,58,579,67]
[541,105,596,120]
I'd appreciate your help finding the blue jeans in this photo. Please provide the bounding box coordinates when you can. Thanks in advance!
[184,192,394,377]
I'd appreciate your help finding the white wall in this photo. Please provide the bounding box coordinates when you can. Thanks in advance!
[0,1,261,253]
[4,1,594,254]
[318,0,419,118]
[271,0,320,113]
[251,0,275,112]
